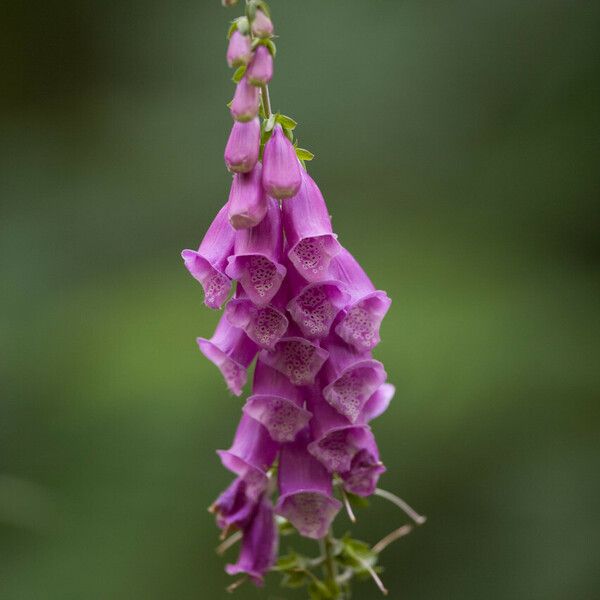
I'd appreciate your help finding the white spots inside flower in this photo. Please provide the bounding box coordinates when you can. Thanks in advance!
[202,271,229,306]
[248,306,287,347]
[248,255,276,297]
[220,358,245,394]
[284,492,330,538]
[315,430,356,473]
[339,304,378,349]
[292,237,327,274]
[291,286,336,337]
[327,370,366,422]
[279,340,319,385]
[260,398,299,442]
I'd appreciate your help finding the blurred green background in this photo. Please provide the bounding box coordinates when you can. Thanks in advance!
[2,1,599,598]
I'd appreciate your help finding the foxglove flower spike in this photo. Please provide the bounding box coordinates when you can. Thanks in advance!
[224,117,260,173]
[227,162,268,230]
[262,124,302,199]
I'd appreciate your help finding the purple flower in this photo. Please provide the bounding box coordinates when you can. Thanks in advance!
[181,202,235,309]
[226,198,287,306]
[341,446,386,497]
[275,429,342,539]
[360,383,395,423]
[217,413,279,496]
[225,289,288,350]
[329,248,391,352]
[243,357,312,443]
[230,76,260,122]
[262,124,302,199]
[260,327,329,386]
[246,45,273,86]
[228,163,268,230]
[282,170,342,281]
[197,314,258,396]
[227,30,252,68]
[286,267,350,338]
[210,477,258,531]
[224,117,260,173]
[306,386,377,474]
[226,496,278,585]
[251,10,274,38]
[320,338,387,423]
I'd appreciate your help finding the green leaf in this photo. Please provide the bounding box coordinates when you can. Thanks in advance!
[245,1,257,21]
[256,0,271,17]
[231,65,246,83]
[281,570,308,589]
[308,579,333,599]
[276,114,297,130]
[265,38,277,57]
[339,537,379,574]
[346,491,369,509]
[283,127,294,143]
[274,551,300,572]
[295,147,314,161]
[264,113,276,132]
[226,20,238,40]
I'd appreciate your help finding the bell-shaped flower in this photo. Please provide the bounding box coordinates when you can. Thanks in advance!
[181,202,235,309]
[320,338,387,423]
[341,446,386,497]
[225,286,288,350]
[217,413,279,497]
[210,477,258,531]
[226,198,287,306]
[224,117,260,173]
[227,163,268,230]
[260,324,329,386]
[243,357,312,443]
[306,386,376,474]
[226,496,278,585]
[329,248,391,352]
[251,10,274,38]
[226,30,252,68]
[275,429,341,539]
[282,170,342,281]
[230,76,260,122]
[246,45,273,86]
[262,124,302,199]
[197,314,258,396]
[360,383,395,423]
[286,266,350,339]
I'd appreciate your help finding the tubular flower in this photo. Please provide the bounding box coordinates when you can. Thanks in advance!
[224,117,260,173]
[246,45,273,86]
[226,30,252,68]
[282,169,342,281]
[243,357,312,443]
[227,163,268,230]
[226,197,287,306]
[181,202,235,309]
[226,496,279,585]
[210,476,258,531]
[251,9,274,38]
[275,429,342,539]
[329,248,392,352]
[262,124,302,199]
[197,314,258,396]
[341,445,386,497]
[230,76,260,122]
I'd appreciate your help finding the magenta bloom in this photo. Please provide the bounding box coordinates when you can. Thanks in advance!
[228,163,268,230]
[224,117,260,173]
[230,76,260,122]
[275,429,342,539]
[286,267,349,338]
[329,248,392,352]
[243,357,312,443]
[197,314,258,396]
[260,328,329,386]
[361,383,395,423]
[262,124,302,199]
[306,386,377,474]
[227,30,252,68]
[282,170,342,281]
[181,202,235,309]
[211,477,258,530]
[341,446,386,497]
[225,289,288,350]
[251,10,274,38]
[217,413,279,495]
[226,198,287,306]
[246,45,273,86]
[226,496,278,585]
[320,338,387,422]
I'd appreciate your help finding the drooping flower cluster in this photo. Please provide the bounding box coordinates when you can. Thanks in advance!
[181,1,397,590]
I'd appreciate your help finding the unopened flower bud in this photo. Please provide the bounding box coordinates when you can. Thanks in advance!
[251,9,274,38]
[262,124,302,199]
[224,117,260,173]
[246,45,273,86]
[230,76,260,122]
[228,163,268,230]
[227,30,252,68]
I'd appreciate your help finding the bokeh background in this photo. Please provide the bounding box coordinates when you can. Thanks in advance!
[2,0,599,598]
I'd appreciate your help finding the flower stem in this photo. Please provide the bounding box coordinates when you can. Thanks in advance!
[260,84,272,118]
[323,530,342,599]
